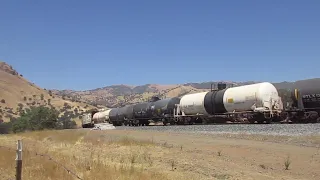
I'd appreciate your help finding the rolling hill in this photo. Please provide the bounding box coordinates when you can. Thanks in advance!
[52,76,318,109]
[0,61,99,123]
[1,61,318,116]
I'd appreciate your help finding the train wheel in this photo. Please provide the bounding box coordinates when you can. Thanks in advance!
[247,114,255,124]
[265,119,271,124]
[248,119,255,124]
[163,119,168,126]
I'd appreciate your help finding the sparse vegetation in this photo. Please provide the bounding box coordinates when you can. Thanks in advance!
[17,103,24,114]
[259,164,266,169]
[217,150,222,156]
[170,159,176,171]
[40,93,44,100]
[213,173,230,180]
[48,90,53,96]
[130,153,137,164]
[1,99,5,103]
[6,108,14,114]
[284,155,291,170]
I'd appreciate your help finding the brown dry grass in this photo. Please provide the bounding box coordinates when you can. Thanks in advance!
[0,130,179,180]
[1,129,319,180]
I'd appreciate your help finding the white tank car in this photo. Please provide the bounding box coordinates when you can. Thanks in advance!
[222,82,283,113]
[179,92,209,115]
[92,109,112,123]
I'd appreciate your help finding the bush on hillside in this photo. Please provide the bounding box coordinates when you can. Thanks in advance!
[1,99,5,103]
[48,90,53,96]
[11,106,59,133]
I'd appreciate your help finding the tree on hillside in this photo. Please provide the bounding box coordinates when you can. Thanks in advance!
[0,122,11,134]
[11,106,59,133]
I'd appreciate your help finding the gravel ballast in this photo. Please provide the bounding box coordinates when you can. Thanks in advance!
[116,124,320,136]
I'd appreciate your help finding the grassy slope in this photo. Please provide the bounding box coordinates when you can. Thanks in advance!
[0,69,96,123]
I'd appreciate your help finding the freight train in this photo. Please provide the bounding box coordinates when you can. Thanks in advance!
[81,81,320,127]
[280,79,320,123]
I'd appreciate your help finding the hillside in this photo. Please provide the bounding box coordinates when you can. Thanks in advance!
[51,84,212,108]
[0,61,98,123]
[52,77,319,108]
[2,61,317,112]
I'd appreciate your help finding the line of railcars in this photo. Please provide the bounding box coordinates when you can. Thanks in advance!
[82,81,320,127]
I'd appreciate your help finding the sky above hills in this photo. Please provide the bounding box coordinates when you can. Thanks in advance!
[1,0,319,90]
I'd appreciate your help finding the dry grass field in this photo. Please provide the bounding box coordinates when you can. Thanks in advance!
[1,129,319,180]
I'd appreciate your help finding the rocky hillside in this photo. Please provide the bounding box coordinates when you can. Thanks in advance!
[52,77,318,108]
[0,61,99,123]
[51,84,209,108]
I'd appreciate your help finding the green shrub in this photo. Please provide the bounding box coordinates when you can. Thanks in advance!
[11,106,59,133]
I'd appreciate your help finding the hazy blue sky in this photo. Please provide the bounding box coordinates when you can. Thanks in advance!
[1,0,319,90]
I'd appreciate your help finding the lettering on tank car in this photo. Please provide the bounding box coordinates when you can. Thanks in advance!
[302,94,320,102]
[135,110,146,115]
